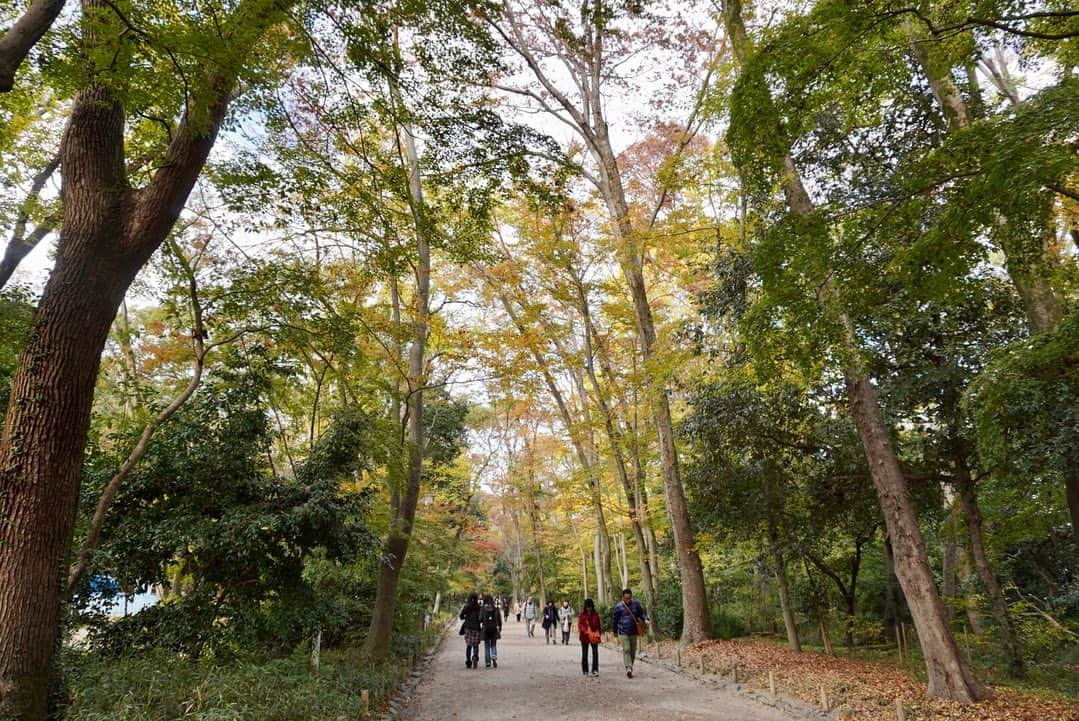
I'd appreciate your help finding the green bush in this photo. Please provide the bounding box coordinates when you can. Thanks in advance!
[64,644,413,721]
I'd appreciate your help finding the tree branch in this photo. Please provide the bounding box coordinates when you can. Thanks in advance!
[0,0,66,91]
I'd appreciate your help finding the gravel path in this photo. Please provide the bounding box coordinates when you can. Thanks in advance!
[400,621,802,721]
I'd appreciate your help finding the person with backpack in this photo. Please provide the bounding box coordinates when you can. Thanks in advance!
[481,595,503,668]
[459,593,482,669]
[611,588,650,678]
[577,598,602,676]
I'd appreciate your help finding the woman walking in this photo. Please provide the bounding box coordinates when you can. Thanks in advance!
[481,596,503,668]
[559,599,575,645]
[542,599,558,644]
[578,598,602,676]
[459,593,482,668]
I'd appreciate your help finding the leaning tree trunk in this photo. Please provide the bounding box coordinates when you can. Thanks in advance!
[768,521,800,651]
[955,458,1025,677]
[721,0,987,700]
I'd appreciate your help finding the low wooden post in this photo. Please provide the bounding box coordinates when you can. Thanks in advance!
[360,689,369,717]
[896,698,907,721]
[656,642,661,660]
[732,664,739,684]
[698,654,705,673]
[312,627,322,674]
[768,671,776,696]
[819,685,828,711]
[895,625,904,662]
[676,646,682,667]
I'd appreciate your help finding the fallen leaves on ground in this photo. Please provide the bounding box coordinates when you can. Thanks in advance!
[643,638,1078,721]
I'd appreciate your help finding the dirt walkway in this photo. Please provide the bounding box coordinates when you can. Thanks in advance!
[400,620,805,721]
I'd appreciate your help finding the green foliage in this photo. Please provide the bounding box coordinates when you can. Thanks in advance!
[64,642,420,721]
[966,312,1079,486]
[74,362,381,657]
[0,286,35,411]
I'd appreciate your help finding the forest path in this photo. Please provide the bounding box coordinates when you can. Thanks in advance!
[400,618,805,721]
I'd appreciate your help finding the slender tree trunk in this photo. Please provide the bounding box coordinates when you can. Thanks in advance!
[0,0,66,92]
[768,523,800,651]
[942,504,961,626]
[905,21,1064,338]
[363,115,430,659]
[955,460,1025,677]
[574,273,657,615]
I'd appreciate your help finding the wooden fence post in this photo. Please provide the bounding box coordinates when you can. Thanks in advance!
[819,685,829,711]
[360,689,369,717]
[896,698,907,721]
[768,670,776,696]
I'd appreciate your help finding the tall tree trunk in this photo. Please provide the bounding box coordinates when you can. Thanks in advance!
[0,0,286,708]
[955,459,1025,677]
[768,522,801,651]
[942,503,961,626]
[721,0,986,701]
[363,115,430,659]
[573,271,657,616]
[593,134,710,643]
[483,268,614,605]
[905,21,1064,338]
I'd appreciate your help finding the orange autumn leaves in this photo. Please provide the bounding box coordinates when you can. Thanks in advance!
[649,638,1078,721]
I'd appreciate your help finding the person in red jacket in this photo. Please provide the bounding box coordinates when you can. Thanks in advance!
[577,598,602,676]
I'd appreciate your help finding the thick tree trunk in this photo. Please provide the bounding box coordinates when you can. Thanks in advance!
[844,372,988,701]
[363,118,430,659]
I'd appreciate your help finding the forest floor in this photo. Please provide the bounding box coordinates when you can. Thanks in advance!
[658,637,1079,721]
[398,619,815,721]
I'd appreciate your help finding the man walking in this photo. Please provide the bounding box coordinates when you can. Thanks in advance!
[611,588,650,678]
[523,596,538,637]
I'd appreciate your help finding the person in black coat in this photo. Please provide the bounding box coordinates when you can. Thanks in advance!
[481,596,503,667]
[459,593,482,668]
[541,600,558,644]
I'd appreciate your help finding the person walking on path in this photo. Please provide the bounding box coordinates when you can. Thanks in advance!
[459,593,482,669]
[577,598,602,676]
[542,600,559,644]
[523,596,537,636]
[559,599,575,645]
[611,588,650,678]
[481,596,503,668]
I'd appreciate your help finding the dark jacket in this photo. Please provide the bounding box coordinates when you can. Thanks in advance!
[481,603,502,640]
[611,599,648,635]
[459,603,482,631]
[541,603,558,628]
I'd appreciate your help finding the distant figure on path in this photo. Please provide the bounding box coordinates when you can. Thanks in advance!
[611,588,650,678]
[459,593,482,669]
[542,600,558,644]
[577,598,602,676]
[523,596,537,636]
[559,599,575,645]
[514,599,522,623]
[481,596,503,668]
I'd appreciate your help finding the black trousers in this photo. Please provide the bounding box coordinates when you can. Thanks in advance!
[581,641,598,673]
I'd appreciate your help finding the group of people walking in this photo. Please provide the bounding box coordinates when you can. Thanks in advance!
[460,588,650,678]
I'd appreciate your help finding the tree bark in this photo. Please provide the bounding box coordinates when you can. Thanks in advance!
[768,523,800,651]
[495,6,711,643]
[721,0,987,701]
[363,113,430,659]
[955,459,1025,677]
[0,0,287,705]
[0,0,66,92]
